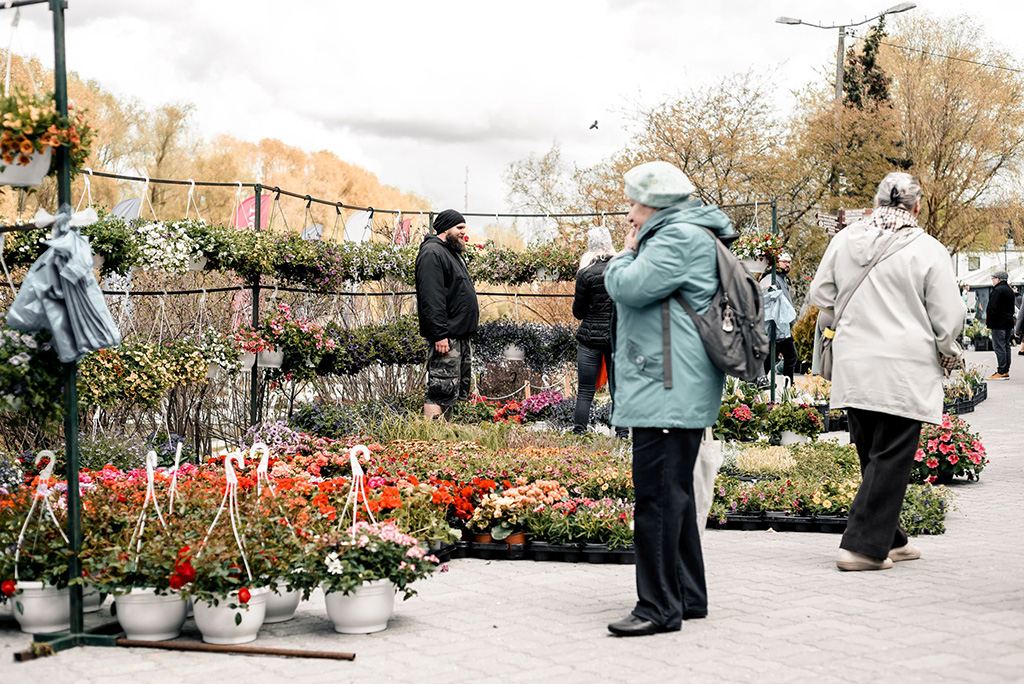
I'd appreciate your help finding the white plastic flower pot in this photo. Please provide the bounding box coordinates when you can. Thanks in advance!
[11,581,70,634]
[264,580,301,624]
[92,254,105,270]
[257,350,284,368]
[780,430,810,446]
[323,580,396,634]
[82,584,107,613]
[740,258,768,274]
[0,148,52,187]
[207,363,223,380]
[240,352,256,371]
[192,587,269,645]
[502,344,525,362]
[114,588,187,641]
[188,255,208,271]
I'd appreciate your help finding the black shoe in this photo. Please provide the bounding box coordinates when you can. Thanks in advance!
[683,611,707,620]
[607,614,679,637]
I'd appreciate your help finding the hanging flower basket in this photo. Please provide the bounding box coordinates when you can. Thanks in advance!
[92,254,104,270]
[188,255,208,271]
[257,350,284,368]
[240,352,256,370]
[0,148,51,188]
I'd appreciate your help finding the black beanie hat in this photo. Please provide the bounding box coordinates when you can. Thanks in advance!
[433,209,466,234]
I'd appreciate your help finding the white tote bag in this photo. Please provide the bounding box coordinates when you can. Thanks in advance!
[693,427,722,540]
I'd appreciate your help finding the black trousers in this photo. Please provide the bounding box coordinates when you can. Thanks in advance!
[631,427,706,629]
[991,328,1012,374]
[573,343,628,437]
[841,408,922,560]
[764,336,798,381]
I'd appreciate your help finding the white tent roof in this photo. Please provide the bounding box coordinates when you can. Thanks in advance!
[958,263,1024,288]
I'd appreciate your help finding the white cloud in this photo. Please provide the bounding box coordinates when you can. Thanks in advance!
[6,0,1022,218]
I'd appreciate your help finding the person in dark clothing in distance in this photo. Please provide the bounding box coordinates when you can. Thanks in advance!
[760,251,798,383]
[986,270,1015,380]
[572,225,629,438]
[414,209,480,418]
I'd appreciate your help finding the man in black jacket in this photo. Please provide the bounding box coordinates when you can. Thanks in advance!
[986,270,1015,380]
[415,209,480,417]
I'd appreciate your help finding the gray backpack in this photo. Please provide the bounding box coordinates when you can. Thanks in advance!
[654,227,770,385]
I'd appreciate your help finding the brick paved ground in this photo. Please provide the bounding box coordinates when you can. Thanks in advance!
[2,351,1022,683]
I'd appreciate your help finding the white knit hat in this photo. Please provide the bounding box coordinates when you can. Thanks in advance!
[587,225,613,252]
[624,161,696,208]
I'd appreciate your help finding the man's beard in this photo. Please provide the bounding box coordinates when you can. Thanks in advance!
[445,233,466,254]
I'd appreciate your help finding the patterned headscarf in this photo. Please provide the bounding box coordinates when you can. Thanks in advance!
[869,205,918,233]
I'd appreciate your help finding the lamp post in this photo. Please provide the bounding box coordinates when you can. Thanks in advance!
[776,3,917,101]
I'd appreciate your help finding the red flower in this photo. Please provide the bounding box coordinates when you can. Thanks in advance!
[238,587,251,604]
[1,580,15,596]
[168,574,186,590]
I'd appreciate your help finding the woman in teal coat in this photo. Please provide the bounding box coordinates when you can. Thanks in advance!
[604,161,732,637]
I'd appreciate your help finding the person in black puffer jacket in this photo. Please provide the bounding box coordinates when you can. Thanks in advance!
[986,270,1016,380]
[572,226,628,438]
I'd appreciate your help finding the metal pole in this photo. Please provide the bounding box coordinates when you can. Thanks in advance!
[835,26,846,101]
[769,200,778,403]
[49,0,85,635]
[249,184,262,427]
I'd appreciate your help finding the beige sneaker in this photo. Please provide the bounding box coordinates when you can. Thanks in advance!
[888,543,921,562]
[837,549,894,571]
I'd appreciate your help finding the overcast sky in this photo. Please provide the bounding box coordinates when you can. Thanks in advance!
[10,0,1024,228]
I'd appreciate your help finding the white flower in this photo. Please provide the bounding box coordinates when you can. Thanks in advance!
[324,551,343,575]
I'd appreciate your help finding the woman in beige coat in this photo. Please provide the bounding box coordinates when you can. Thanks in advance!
[808,173,965,571]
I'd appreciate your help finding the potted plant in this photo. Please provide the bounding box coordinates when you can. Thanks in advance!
[468,480,568,543]
[195,327,242,377]
[911,414,989,485]
[262,302,336,378]
[0,478,72,634]
[316,521,440,634]
[714,395,770,443]
[233,329,274,370]
[82,214,142,275]
[729,232,784,274]
[77,342,174,410]
[765,402,824,445]
[0,88,92,186]
[133,220,199,274]
[80,471,190,641]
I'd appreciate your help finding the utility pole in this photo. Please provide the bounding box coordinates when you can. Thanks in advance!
[835,26,846,101]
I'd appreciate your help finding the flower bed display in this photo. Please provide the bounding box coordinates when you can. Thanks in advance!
[912,414,989,484]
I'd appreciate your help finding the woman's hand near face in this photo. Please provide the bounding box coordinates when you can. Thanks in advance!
[624,226,639,251]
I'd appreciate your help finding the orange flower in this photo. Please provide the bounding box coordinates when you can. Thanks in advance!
[19,139,34,155]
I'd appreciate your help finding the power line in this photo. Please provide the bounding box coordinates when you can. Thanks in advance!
[880,41,1024,75]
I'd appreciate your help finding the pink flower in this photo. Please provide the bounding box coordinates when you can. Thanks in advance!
[925,475,937,484]
[939,432,952,443]
[940,419,953,430]
[947,454,959,465]
[927,439,939,451]
[926,458,939,469]
[914,449,925,462]
[938,443,954,455]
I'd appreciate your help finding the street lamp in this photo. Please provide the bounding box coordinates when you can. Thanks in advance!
[776,3,917,101]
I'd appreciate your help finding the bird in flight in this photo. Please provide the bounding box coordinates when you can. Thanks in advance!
[590,120,598,130]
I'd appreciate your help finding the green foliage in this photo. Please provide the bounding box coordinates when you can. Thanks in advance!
[764,402,825,439]
[792,305,818,363]
[714,394,771,442]
[0,323,63,430]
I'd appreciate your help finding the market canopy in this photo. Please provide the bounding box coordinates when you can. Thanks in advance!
[958,263,1024,288]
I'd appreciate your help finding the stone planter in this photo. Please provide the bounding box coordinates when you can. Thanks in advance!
[11,581,70,634]
[780,431,810,446]
[323,580,396,634]
[501,344,525,361]
[114,588,187,641]
[257,350,284,368]
[263,580,301,624]
[192,587,270,645]
[0,148,52,187]
[82,584,107,613]
[740,258,768,274]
